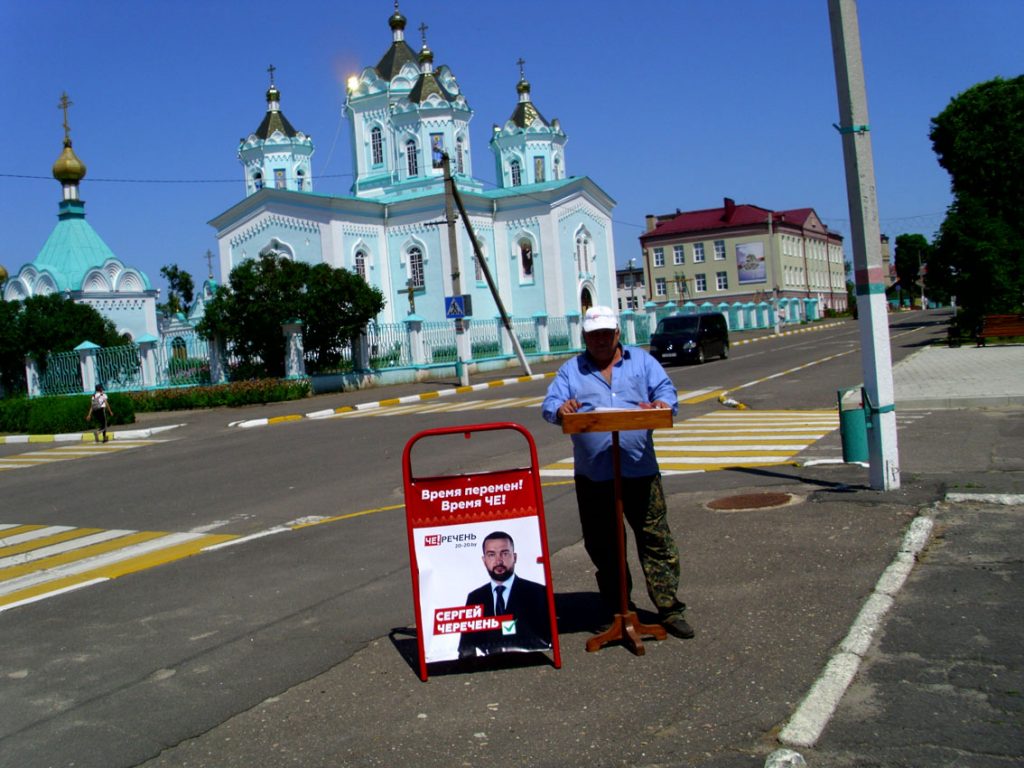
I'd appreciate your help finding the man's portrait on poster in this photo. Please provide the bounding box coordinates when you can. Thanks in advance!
[458,530,552,658]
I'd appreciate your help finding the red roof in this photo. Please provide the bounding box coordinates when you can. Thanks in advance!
[641,199,832,241]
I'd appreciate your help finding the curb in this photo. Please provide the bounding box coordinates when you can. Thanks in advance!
[232,372,558,429]
[778,509,936,748]
[0,424,183,444]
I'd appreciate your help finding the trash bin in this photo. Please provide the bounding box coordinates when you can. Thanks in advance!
[837,387,869,463]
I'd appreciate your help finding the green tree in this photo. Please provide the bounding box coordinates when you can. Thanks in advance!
[893,233,931,303]
[0,294,128,394]
[930,75,1024,323]
[159,264,196,316]
[198,254,385,378]
[0,299,23,394]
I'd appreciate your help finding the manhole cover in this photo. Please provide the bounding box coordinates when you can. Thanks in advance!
[707,492,795,511]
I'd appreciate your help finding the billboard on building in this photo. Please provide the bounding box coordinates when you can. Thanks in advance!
[736,242,766,284]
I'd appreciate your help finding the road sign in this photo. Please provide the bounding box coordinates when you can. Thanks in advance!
[444,295,465,319]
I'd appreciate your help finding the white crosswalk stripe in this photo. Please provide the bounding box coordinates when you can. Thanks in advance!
[541,409,840,477]
[331,389,725,418]
[0,522,236,612]
[0,439,168,472]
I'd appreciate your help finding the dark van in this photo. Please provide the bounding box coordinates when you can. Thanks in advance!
[649,313,729,365]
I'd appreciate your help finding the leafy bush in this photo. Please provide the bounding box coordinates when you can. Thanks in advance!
[127,378,311,412]
[0,393,135,435]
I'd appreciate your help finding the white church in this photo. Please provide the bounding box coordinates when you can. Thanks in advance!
[208,5,618,325]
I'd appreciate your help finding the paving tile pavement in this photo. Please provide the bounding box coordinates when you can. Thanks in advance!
[893,344,1024,409]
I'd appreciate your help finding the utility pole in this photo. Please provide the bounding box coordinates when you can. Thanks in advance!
[829,0,900,490]
[442,153,470,386]
[443,153,532,377]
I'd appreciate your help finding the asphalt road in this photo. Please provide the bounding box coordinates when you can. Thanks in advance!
[0,313,950,768]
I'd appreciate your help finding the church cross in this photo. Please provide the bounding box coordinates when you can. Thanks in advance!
[418,22,428,45]
[204,249,215,280]
[397,278,417,315]
[517,57,526,79]
[267,63,276,85]
[58,91,73,141]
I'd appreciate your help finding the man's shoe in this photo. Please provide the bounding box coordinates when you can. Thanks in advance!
[662,615,694,639]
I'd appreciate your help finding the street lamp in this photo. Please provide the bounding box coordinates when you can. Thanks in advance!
[673,272,688,301]
[772,284,781,335]
[627,257,638,309]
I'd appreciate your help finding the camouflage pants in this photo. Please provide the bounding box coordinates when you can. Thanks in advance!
[574,473,685,620]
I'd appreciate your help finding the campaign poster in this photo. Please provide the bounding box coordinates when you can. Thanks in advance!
[736,241,766,284]
[411,499,553,663]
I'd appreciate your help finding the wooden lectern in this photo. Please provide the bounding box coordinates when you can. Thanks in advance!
[561,407,673,655]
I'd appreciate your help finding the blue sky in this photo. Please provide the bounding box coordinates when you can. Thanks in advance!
[2,1,1021,299]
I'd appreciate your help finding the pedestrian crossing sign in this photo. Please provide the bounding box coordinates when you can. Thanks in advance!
[445,295,466,318]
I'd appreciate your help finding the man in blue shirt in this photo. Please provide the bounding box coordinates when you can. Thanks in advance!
[542,305,693,639]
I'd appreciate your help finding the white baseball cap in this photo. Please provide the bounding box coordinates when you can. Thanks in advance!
[582,305,618,333]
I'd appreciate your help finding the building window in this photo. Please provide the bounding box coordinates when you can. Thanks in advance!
[553,156,561,179]
[714,240,726,260]
[274,169,286,189]
[371,127,383,165]
[406,140,419,177]
[430,133,444,169]
[533,156,545,182]
[673,245,685,265]
[693,242,705,263]
[653,247,665,267]
[456,138,465,174]
[519,240,534,279]
[296,169,305,191]
[695,273,707,293]
[355,250,367,280]
[474,240,486,282]
[408,246,424,288]
[510,159,522,187]
[655,277,667,297]
[716,271,728,290]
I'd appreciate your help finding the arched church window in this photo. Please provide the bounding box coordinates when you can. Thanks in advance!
[408,246,425,289]
[575,234,591,274]
[371,127,383,166]
[253,172,264,190]
[456,138,465,175]
[406,140,419,177]
[296,169,305,191]
[519,240,534,279]
[510,159,522,187]
[355,250,367,280]
[554,156,561,180]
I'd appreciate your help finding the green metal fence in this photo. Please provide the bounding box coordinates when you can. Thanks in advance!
[40,350,82,396]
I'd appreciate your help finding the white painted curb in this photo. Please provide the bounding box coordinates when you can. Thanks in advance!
[778,512,935,748]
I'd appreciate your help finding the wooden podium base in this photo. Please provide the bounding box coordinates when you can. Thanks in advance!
[586,610,667,655]
[562,408,674,657]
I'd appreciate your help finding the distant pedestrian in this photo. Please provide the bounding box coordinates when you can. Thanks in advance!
[86,384,113,443]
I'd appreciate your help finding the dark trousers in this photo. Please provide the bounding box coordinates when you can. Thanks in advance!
[574,473,684,619]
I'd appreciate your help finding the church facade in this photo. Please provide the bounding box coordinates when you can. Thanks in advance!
[208,7,617,325]
[2,98,159,342]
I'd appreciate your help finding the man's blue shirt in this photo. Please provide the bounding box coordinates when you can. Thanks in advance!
[541,346,677,481]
